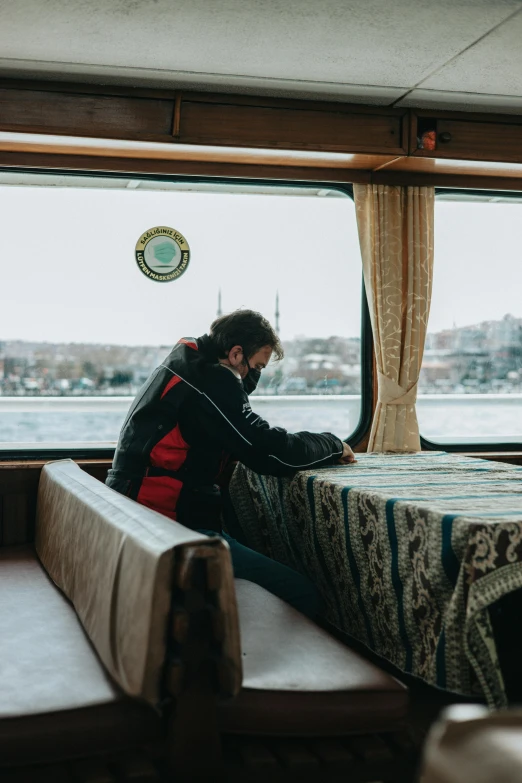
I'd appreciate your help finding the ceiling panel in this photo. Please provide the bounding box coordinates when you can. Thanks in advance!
[0,0,518,91]
[396,89,522,114]
[420,9,522,95]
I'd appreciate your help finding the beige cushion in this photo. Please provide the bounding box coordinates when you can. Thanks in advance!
[0,547,161,764]
[35,459,210,706]
[422,705,522,783]
[218,579,408,735]
[0,547,120,717]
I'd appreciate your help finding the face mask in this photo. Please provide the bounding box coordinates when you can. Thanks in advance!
[242,356,261,394]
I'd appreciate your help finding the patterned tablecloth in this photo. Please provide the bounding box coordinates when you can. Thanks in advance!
[229,452,522,707]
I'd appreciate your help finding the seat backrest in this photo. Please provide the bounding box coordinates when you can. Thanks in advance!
[35,459,242,706]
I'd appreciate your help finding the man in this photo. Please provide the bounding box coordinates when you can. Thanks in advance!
[106,309,355,618]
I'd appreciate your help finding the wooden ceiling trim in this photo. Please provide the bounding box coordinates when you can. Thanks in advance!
[381,156,522,177]
[0,79,408,154]
[3,149,522,190]
[0,150,372,183]
[2,149,522,190]
[1,77,522,185]
[0,137,398,170]
[371,170,522,190]
[409,110,522,165]
[371,156,404,172]
[3,78,522,166]
[178,99,406,154]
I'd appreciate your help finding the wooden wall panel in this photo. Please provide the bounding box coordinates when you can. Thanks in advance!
[410,110,522,165]
[4,78,522,170]
[0,462,111,546]
[0,87,175,141]
[179,100,406,153]
[1,494,30,545]
[0,80,408,155]
[420,119,522,164]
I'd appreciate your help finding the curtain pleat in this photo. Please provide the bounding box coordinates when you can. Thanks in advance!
[354,184,435,452]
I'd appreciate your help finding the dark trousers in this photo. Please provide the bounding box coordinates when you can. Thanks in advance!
[196,528,323,620]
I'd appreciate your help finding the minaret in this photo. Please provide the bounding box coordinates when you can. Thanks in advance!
[275,291,280,335]
[217,289,223,318]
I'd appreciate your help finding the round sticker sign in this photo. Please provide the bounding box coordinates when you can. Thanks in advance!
[135,226,190,282]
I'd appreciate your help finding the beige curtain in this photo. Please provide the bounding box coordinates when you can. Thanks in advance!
[354,184,435,452]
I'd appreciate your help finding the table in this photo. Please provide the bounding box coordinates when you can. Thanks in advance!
[229,452,522,707]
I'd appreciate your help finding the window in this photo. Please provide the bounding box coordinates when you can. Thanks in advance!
[419,191,522,447]
[0,172,366,452]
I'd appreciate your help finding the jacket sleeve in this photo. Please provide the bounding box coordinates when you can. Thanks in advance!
[196,366,344,477]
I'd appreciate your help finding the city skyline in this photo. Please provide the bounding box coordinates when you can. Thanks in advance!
[2,311,522,398]
[2,307,522,351]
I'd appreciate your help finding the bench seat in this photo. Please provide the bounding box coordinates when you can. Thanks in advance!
[0,546,162,766]
[0,546,407,765]
[0,460,412,780]
[218,579,408,736]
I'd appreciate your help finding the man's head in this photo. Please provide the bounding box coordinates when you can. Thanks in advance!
[209,309,283,381]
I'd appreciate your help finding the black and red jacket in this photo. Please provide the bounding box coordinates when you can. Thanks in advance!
[106,334,344,530]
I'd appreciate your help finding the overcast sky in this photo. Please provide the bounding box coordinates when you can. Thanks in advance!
[1,181,520,347]
[0,182,361,346]
[432,200,522,332]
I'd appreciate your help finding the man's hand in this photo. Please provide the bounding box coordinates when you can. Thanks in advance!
[338,442,357,464]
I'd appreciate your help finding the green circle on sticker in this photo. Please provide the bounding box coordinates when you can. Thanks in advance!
[153,241,177,264]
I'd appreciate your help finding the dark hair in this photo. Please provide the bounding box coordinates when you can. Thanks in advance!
[209,309,284,361]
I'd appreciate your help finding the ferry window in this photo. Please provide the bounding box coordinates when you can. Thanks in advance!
[0,172,364,451]
[419,191,522,447]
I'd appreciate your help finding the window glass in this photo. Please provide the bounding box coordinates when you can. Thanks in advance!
[0,174,363,447]
[419,192,522,445]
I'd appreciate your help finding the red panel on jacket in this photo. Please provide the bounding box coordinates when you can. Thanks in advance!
[178,338,198,350]
[137,476,181,520]
[161,374,182,399]
[150,423,189,472]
